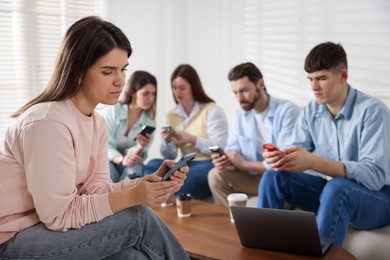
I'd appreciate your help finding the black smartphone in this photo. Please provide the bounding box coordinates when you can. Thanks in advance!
[134,125,156,141]
[162,152,197,181]
[208,146,226,156]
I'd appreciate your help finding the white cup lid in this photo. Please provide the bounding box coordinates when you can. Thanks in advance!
[227,193,248,202]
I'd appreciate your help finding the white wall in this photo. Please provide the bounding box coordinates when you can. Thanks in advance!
[109,0,242,161]
[109,0,390,161]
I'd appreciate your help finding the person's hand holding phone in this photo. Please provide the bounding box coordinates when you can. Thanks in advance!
[262,144,280,152]
[262,143,285,170]
[157,159,189,190]
[209,147,235,171]
[133,125,155,155]
[132,174,177,206]
[278,146,314,173]
[134,125,155,141]
[133,160,189,206]
[134,132,151,149]
[161,125,176,143]
[161,153,195,181]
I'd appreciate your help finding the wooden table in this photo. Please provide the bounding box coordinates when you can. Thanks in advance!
[152,200,356,260]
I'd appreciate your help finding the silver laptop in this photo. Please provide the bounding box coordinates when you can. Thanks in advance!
[230,206,333,256]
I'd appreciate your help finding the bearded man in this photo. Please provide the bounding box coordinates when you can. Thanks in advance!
[208,62,301,206]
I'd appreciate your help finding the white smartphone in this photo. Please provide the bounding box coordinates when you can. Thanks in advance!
[161,123,175,133]
[208,146,226,156]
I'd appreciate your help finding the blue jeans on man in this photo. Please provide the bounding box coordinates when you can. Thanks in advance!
[257,170,390,246]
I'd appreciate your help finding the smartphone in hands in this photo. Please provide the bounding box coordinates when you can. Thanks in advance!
[162,152,197,181]
[262,143,280,152]
[161,123,175,133]
[208,146,226,156]
[134,125,156,141]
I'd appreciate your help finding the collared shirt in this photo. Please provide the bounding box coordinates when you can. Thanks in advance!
[225,95,301,175]
[101,103,155,161]
[292,86,390,190]
[161,101,228,159]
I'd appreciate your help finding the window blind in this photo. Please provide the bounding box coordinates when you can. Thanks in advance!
[244,0,390,107]
[0,0,108,138]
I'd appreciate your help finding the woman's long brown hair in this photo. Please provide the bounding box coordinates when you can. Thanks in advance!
[12,16,132,117]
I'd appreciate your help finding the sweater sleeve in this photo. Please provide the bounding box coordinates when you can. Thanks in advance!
[20,120,113,231]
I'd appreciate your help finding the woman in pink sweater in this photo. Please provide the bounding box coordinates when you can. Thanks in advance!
[0,16,189,259]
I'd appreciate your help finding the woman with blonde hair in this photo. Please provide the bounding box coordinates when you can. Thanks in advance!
[103,70,157,181]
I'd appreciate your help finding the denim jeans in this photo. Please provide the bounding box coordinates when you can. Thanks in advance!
[257,170,390,246]
[143,159,162,176]
[109,161,144,182]
[0,205,189,259]
[145,159,213,199]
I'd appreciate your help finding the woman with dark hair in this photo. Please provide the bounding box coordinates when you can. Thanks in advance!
[0,16,189,259]
[145,64,228,199]
[102,70,157,181]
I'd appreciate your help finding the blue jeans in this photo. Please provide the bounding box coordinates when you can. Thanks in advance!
[257,170,390,246]
[109,161,144,182]
[145,159,213,199]
[0,205,189,259]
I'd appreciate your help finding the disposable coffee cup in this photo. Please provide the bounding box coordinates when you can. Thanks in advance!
[227,193,248,223]
[161,193,176,207]
[176,193,192,217]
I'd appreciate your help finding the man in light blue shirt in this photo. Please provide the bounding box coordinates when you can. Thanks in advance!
[258,42,390,246]
[208,62,300,206]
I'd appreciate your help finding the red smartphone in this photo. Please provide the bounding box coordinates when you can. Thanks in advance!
[262,144,280,152]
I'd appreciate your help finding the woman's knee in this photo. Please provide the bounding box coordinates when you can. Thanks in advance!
[124,204,154,218]
[134,204,154,216]
[112,205,155,224]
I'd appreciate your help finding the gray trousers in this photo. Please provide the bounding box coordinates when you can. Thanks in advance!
[208,167,262,207]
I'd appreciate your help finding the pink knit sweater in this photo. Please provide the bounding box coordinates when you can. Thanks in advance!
[0,99,136,244]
